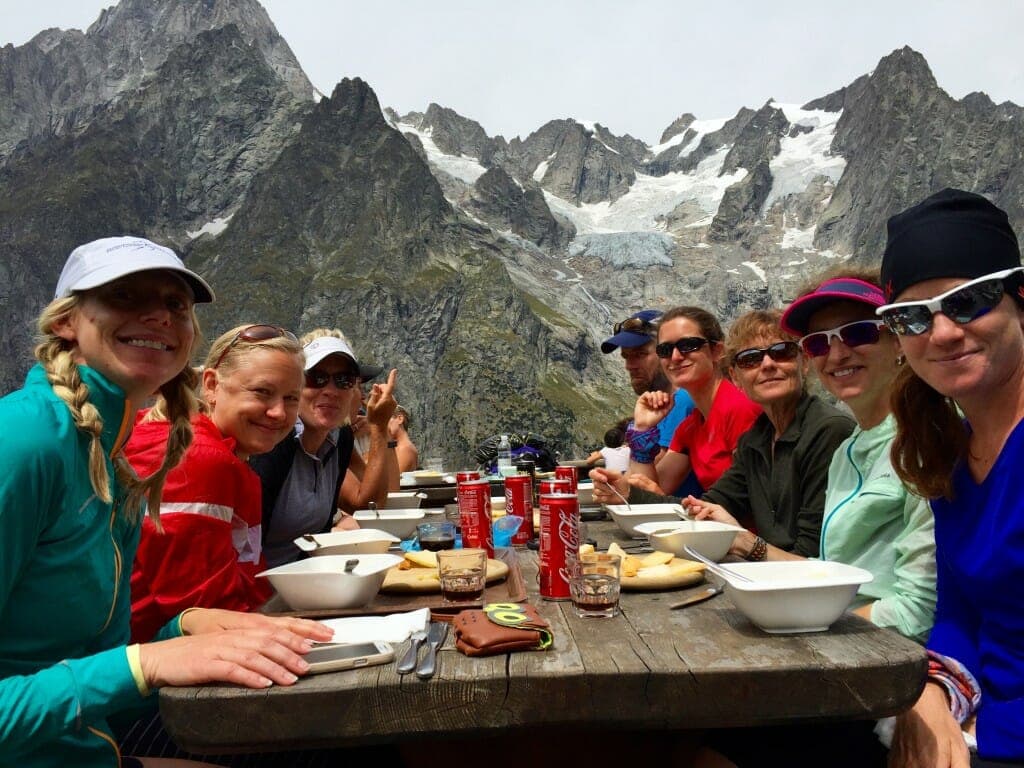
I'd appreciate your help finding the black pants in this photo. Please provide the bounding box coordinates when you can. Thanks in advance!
[116,711,405,768]
[704,721,887,768]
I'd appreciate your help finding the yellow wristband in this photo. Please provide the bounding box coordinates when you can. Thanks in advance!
[177,606,203,635]
[125,644,152,697]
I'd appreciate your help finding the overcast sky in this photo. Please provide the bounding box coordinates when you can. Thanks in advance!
[4,0,1024,144]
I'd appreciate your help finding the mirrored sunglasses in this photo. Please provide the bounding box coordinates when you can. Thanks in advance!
[732,341,800,370]
[655,336,711,359]
[876,267,1023,337]
[212,324,297,369]
[613,316,657,335]
[305,370,357,390]
[800,320,885,358]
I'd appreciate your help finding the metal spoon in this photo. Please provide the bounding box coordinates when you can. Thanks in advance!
[368,500,379,519]
[682,545,753,583]
[602,481,631,509]
[343,558,359,573]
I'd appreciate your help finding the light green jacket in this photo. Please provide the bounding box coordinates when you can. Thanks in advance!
[821,415,937,643]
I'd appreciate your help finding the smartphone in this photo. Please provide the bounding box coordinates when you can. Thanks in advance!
[303,641,394,675]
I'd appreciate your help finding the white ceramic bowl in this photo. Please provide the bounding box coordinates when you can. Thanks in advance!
[576,481,595,506]
[293,529,399,557]
[634,520,742,562]
[720,560,874,634]
[352,508,425,539]
[605,503,687,538]
[257,553,403,611]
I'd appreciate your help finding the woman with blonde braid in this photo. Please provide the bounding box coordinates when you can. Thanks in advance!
[0,237,330,768]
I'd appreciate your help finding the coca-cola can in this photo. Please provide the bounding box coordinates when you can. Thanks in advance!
[555,465,578,495]
[457,478,493,557]
[505,474,534,546]
[538,492,580,600]
[455,470,481,484]
[537,478,572,497]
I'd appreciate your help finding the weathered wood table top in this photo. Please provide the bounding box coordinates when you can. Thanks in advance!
[159,519,927,754]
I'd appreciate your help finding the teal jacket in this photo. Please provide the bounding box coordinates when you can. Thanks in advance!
[0,364,183,767]
[821,414,937,643]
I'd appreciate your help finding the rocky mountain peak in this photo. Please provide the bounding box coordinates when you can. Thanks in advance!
[659,113,696,144]
[0,0,313,159]
[420,102,497,162]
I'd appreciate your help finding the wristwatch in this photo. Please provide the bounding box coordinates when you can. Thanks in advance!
[386,440,398,449]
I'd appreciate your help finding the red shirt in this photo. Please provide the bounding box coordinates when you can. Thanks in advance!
[125,412,272,642]
[668,379,762,490]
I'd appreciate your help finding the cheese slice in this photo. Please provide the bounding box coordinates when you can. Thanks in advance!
[639,550,675,568]
[404,550,438,569]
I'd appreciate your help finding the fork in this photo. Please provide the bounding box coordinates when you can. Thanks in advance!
[602,480,631,509]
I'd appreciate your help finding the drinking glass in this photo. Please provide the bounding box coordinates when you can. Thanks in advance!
[424,457,444,473]
[438,548,487,603]
[416,521,456,551]
[569,553,621,618]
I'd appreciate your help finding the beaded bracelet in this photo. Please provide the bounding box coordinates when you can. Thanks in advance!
[747,535,768,561]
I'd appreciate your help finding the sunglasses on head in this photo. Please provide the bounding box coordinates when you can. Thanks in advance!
[799,320,885,357]
[655,336,711,359]
[304,370,358,390]
[732,341,800,370]
[212,324,297,369]
[614,316,657,335]
[876,267,1023,337]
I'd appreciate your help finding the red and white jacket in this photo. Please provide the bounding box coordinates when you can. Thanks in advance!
[125,412,272,642]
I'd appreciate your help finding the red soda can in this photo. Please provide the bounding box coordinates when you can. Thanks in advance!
[504,474,534,546]
[455,470,480,484]
[457,478,493,557]
[555,465,578,495]
[538,492,580,600]
[537,478,572,496]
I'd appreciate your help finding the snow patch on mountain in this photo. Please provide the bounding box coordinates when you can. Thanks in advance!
[569,231,675,267]
[186,214,233,240]
[764,104,846,209]
[533,153,555,181]
[649,117,729,158]
[741,261,767,282]
[781,226,816,250]
[543,146,744,234]
[395,121,487,184]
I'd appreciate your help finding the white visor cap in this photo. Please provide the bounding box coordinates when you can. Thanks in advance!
[55,236,215,303]
[303,336,359,371]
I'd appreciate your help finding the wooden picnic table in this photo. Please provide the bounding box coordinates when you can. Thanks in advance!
[159,519,927,755]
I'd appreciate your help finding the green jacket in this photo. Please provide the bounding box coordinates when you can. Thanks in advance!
[0,364,183,767]
[822,414,937,643]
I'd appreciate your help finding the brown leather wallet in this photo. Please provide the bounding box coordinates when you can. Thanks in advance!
[453,604,553,657]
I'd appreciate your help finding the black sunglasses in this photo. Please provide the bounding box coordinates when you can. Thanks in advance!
[800,320,884,358]
[876,268,1023,336]
[655,336,711,358]
[732,341,800,370]
[613,316,657,335]
[212,324,297,369]
[305,370,358,390]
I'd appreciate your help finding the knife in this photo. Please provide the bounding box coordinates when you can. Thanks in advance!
[669,583,725,610]
[415,621,449,680]
[396,629,428,675]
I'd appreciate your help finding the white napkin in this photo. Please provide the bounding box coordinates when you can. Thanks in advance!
[316,608,430,645]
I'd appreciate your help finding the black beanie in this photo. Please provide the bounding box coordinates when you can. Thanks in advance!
[881,188,1021,301]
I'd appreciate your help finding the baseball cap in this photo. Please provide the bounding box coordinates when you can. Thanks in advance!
[358,363,384,382]
[780,278,886,336]
[600,309,662,353]
[303,336,359,371]
[55,236,214,303]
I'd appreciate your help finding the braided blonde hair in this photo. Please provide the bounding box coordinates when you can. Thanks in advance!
[35,295,201,524]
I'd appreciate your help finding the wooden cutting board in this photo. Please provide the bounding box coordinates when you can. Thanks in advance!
[380,558,509,594]
[620,559,705,591]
